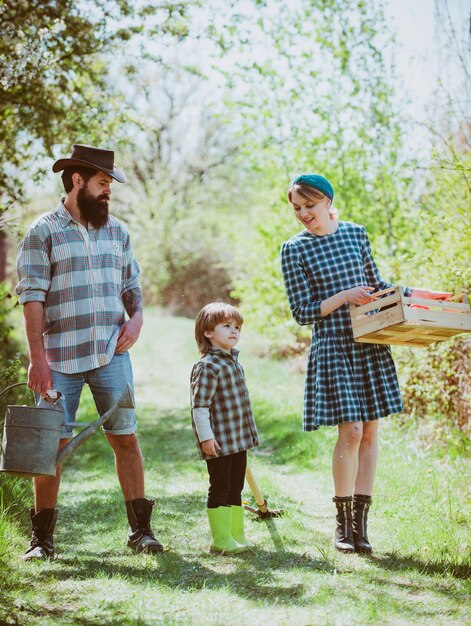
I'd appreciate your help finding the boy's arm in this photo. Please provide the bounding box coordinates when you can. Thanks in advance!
[191,362,220,456]
[193,408,221,457]
[192,407,215,442]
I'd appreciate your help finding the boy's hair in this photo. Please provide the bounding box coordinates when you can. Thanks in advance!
[195,302,244,354]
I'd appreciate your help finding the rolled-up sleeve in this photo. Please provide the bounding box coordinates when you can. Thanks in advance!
[280,241,323,326]
[121,228,141,295]
[15,228,51,304]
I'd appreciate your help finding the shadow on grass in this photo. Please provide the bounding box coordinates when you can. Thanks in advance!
[17,490,333,601]
[369,551,471,580]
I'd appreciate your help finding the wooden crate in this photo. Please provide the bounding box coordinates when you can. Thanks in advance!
[349,286,471,347]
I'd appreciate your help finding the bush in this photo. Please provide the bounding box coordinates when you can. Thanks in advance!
[398,337,470,452]
[160,253,238,318]
[0,282,28,427]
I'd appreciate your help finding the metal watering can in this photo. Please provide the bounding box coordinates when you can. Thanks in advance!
[0,382,135,478]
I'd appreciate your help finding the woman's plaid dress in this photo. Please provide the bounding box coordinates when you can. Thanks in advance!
[281,221,409,431]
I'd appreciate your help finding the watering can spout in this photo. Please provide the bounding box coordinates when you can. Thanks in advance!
[115,384,135,409]
[56,384,135,467]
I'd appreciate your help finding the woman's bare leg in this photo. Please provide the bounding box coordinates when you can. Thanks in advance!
[332,422,363,496]
[354,420,378,496]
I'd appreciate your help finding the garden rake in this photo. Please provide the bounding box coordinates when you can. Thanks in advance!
[243,465,285,520]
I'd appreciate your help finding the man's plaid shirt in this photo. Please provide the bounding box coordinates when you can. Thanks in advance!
[190,346,259,460]
[16,201,141,374]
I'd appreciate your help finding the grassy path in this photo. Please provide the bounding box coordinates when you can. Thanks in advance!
[2,309,470,625]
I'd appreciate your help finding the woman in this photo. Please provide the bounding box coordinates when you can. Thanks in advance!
[280,174,450,553]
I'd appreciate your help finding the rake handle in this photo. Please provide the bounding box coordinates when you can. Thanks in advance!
[245,465,266,509]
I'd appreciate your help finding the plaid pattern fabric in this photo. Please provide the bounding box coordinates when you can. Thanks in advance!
[16,201,141,374]
[281,221,405,430]
[190,346,259,460]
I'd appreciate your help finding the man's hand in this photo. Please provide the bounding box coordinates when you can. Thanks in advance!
[116,315,143,353]
[201,438,221,457]
[28,357,52,397]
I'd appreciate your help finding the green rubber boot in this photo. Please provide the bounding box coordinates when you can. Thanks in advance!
[231,505,250,547]
[207,507,248,554]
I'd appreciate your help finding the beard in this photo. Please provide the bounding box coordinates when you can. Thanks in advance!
[77,186,109,228]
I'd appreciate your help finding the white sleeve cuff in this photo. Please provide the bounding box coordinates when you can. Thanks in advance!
[192,407,215,442]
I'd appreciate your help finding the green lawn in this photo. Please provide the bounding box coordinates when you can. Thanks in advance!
[1,309,470,625]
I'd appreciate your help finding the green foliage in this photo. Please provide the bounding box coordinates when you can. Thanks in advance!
[399,150,471,292]
[109,69,248,315]
[398,337,470,452]
[0,0,195,216]
[220,0,414,349]
[0,282,28,424]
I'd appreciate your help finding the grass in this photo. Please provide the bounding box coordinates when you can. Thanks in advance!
[0,308,470,625]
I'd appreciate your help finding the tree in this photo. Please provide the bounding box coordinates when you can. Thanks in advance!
[0,0,195,219]
[112,61,244,315]
[202,0,415,348]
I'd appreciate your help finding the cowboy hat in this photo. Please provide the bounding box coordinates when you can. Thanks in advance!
[52,144,126,183]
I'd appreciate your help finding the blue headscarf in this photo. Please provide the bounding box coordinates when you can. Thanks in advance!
[291,174,334,201]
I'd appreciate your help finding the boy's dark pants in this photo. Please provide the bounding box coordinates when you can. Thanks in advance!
[206,451,247,508]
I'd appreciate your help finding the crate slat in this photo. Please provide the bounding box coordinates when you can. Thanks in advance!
[352,291,401,316]
[401,296,470,311]
[351,307,404,337]
[403,307,471,330]
[350,285,471,347]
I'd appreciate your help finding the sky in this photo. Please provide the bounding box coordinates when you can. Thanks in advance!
[384,0,469,123]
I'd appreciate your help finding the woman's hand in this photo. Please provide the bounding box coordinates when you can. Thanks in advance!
[342,286,377,305]
[410,289,453,301]
[201,438,221,457]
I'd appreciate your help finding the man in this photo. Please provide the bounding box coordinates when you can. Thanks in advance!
[16,144,163,559]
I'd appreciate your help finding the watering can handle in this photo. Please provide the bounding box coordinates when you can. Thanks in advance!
[0,382,59,403]
[0,382,29,399]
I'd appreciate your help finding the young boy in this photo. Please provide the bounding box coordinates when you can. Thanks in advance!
[191,302,259,554]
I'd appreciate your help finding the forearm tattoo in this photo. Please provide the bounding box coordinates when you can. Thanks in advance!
[122,287,143,317]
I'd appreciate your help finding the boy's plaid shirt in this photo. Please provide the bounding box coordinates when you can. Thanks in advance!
[16,201,141,374]
[190,346,259,460]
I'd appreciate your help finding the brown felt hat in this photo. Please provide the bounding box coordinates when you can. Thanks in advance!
[52,144,126,183]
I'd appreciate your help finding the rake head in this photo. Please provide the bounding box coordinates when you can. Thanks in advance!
[243,499,285,520]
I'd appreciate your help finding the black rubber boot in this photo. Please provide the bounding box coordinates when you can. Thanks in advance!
[352,494,372,554]
[126,498,164,554]
[332,496,355,553]
[22,508,58,561]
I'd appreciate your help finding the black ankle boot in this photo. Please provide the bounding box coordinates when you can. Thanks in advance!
[332,496,355,553]
[22,508,58,561]
[126,498,164,554]
[352,494,372,554]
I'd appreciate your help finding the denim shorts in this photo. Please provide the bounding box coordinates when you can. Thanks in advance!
[46,352,137,437]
